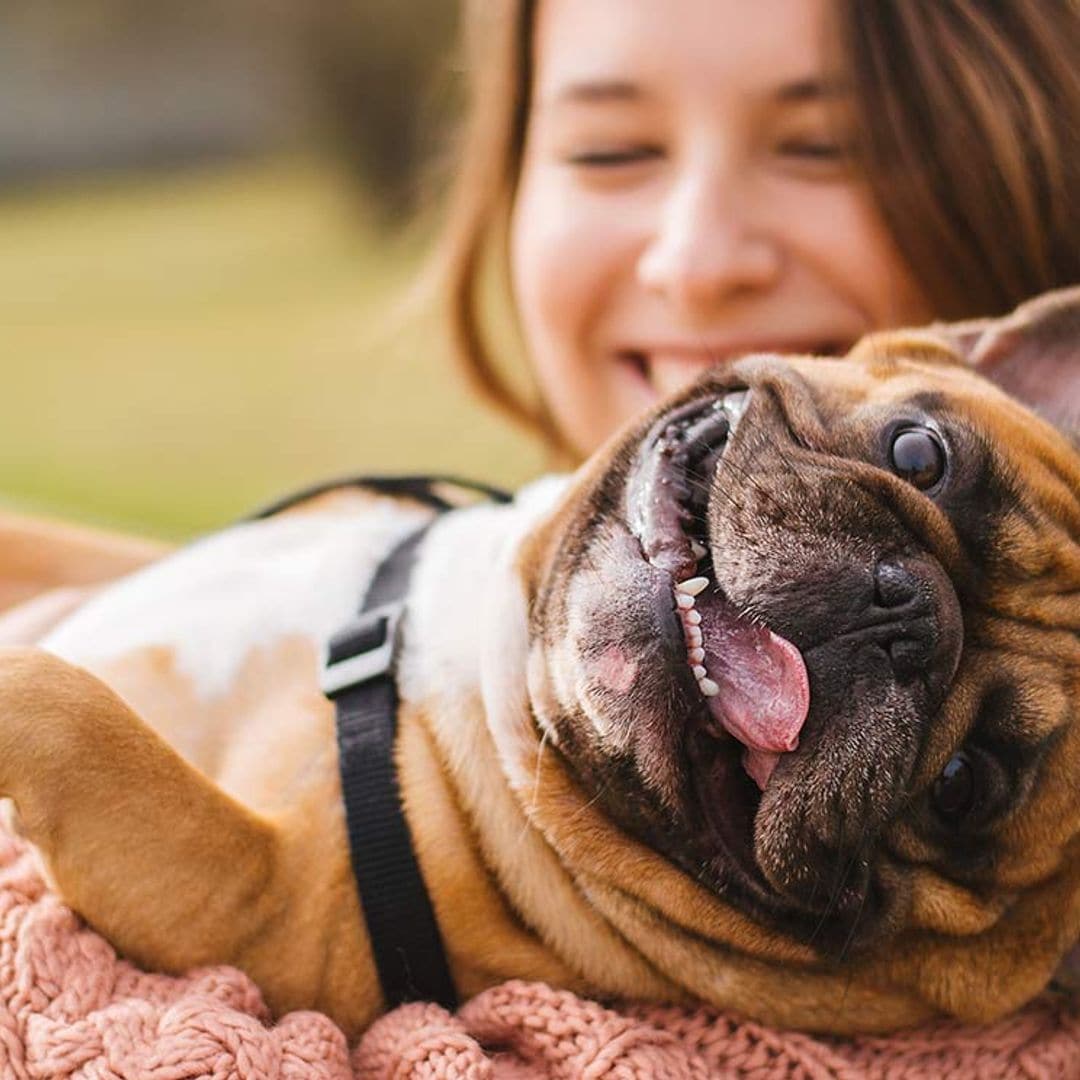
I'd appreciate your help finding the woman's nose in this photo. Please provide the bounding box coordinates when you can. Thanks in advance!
[637,173,782,313]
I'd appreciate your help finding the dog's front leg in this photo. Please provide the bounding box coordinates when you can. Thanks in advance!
[0,645,285,975]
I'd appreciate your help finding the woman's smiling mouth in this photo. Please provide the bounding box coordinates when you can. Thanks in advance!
[616,341,852,398]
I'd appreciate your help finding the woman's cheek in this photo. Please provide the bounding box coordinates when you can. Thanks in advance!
[769,176,931,325]
[514,173,634,350]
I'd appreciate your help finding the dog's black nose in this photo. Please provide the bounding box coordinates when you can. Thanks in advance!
[873,560,922,608]
[872,559,938,679]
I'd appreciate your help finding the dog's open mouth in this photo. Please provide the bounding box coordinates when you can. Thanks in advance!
[626,390,810,792]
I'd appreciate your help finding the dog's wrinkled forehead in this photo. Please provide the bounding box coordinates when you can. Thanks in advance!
[725,286,1080,554]
[853,285,1080,438]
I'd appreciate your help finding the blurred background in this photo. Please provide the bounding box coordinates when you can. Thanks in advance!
[1,1,544,539]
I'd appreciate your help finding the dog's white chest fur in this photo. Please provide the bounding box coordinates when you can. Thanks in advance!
[42,500,429,701]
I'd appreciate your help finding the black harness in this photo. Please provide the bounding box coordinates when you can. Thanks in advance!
[251,475,511,1009]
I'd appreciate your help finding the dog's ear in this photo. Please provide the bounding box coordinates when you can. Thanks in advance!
[933,287,1080,436]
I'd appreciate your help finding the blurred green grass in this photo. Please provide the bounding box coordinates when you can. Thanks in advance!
[0,157,545,539]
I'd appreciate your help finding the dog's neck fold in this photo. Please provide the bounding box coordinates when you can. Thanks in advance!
[396,475,568,753]
[395,476,689,999]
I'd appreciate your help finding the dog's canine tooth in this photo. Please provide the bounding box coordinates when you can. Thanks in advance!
[676,576,709,596]
[722,389,749,430]
[699,677,720,697]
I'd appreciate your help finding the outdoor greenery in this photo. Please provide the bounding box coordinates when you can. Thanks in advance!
[0,156,544,539]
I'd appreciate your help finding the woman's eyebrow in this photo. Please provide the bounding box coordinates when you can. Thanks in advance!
[548,80,643,106]
[775,78,849,103]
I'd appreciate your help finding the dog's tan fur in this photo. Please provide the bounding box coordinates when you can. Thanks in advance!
[0,291,1078,1037]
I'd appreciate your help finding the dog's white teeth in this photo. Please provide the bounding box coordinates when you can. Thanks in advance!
[690,539,708,561]
[676,576,709,597]
[722,389,749,430]
[675,576,722,699]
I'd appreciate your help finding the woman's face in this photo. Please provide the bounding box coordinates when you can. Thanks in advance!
[511,0,935,458]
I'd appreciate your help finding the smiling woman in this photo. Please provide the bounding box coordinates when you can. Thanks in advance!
[436,0,1080,459]
[511,0,934,457]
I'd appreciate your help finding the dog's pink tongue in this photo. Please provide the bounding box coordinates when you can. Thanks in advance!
[697,605,809,790]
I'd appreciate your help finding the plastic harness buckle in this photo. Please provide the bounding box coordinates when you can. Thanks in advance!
[321,602,405,698]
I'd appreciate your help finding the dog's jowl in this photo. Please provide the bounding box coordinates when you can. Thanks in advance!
[0,287,1079,1035]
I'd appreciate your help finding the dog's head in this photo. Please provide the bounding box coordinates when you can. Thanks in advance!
[515,287,1080,1029]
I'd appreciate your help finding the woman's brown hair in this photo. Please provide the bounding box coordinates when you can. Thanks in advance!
[435,0,1080,452]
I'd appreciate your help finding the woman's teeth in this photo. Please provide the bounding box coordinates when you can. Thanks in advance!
[635,343,847,397]
[645,354,715,398]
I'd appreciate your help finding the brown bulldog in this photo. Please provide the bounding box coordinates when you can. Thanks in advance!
[0,288,1078,1037]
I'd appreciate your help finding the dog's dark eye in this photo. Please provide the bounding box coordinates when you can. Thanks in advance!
[889,427,945,490]
[933,752,976,820]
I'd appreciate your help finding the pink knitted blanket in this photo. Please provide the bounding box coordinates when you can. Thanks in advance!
[0,827,1075,1079]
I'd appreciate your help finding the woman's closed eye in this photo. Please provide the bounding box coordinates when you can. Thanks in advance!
[777,138,844,159]
[772,134,854,177]
[564,144,664,168]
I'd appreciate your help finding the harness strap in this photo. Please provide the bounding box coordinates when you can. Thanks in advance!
[248,473,512,519]
[314,476,511,1010]
[323,524,456,1009]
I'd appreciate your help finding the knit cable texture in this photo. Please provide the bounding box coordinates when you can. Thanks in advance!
[0,828,1075,1079]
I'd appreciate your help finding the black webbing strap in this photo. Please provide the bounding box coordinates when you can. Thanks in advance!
[315,477,511,1010]
[248,473,512,520]
[323,524,457,1009]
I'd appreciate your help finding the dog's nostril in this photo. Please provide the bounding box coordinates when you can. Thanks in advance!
[889,636,930,677]
[873,560,922,609]
[872,560,940,681]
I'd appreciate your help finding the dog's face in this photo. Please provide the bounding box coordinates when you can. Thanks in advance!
[518,287,1080,1024]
